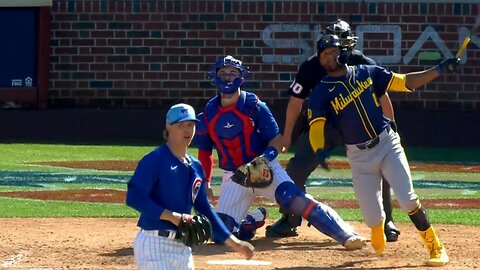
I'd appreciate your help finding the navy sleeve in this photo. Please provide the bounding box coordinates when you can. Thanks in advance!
[370,65,393,98]
[307,84,329,123]
[125,154,164,220]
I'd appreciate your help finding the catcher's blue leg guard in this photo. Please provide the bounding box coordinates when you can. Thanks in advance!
[214,213,239,243]
[215,212,259,242]
[275,181,354,244]
[238,207,267,241]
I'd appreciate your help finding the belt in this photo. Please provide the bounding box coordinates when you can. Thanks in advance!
[142,229,182,240]
[355,136,379,150]
[355,125,391,150]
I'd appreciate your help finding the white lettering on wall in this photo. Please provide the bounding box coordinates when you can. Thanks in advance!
[355,25,402,64]
[261,23,478,65]
[402,26,452,64]
[262,24,322,64]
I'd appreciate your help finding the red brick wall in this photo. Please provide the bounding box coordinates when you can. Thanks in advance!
[49,1,480,111]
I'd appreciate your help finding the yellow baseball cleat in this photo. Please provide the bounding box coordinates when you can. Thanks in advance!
[419,226,449,266]
[371,219,386,254]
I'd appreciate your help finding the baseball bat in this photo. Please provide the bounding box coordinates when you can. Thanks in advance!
[456,37,470,58]
[456,14,480,58]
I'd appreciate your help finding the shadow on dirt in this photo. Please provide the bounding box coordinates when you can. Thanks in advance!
[101,247,133,257]
[273,262,419,270]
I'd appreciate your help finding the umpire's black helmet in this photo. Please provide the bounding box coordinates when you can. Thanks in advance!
[325,19,358,49]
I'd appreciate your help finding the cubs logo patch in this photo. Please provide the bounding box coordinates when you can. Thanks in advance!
[191,177,202,203]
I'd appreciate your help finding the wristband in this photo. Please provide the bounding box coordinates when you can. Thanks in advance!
[261,146,278,162]
[435,64,442,75]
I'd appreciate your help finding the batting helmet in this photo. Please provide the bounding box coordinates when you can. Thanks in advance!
[209,55,249,94]
[317,34,342,52]
[317,34,349,66]
[325,19,358,49]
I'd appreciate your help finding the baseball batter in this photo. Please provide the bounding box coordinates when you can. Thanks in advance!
[126,103,253,270]
[267,19,400,242]
[308,34,458,266]
[194,55,366,250]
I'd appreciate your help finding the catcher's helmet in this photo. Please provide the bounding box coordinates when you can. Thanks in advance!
[325,19,358,49]
[210,55,249,94]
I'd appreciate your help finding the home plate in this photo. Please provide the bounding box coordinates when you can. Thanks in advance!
[207,259,272,266]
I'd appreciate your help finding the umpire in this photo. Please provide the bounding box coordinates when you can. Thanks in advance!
[266,19,400,242]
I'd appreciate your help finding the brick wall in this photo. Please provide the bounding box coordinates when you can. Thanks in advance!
[49,0,480,111]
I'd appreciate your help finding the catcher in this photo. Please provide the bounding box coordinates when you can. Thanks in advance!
[126,103,254,270]
[194,55,366,249]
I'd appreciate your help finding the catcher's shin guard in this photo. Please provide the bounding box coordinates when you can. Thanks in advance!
[275,182,355,245]
[238,207,267,241]
[419,225,449,266]
[214,213,239,243]
[216,211,265,242]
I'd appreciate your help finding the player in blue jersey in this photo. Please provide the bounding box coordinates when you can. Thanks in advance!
[267,19,400,243]
[194,55,367,250]
[126,103,254,270]
[308,34,458,266]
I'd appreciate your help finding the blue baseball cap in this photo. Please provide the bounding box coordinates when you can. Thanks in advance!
[166,103,198,125]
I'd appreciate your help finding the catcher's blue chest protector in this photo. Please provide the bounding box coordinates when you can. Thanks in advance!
[202,91,268,171]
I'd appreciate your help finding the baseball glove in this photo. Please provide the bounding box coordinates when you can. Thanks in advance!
[178,215,212,247]
[231,156,273,188]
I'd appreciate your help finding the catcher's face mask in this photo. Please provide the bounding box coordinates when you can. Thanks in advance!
[209,55,249,95]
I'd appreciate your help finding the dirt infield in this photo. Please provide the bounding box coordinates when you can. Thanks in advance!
[0,218,478,269]
[2,160,477,269]
[1,188,480,209]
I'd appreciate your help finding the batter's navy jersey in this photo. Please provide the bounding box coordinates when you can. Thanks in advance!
[126,145,230,242]
[289,50,376,99]
[308,65,393,145]
[194,91,280,171]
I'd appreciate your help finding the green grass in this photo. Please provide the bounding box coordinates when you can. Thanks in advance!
[0,143,478,225]
[0,197,137,217]
[1,143,479,172]
[0,143,152,171]
[298,208,480,226]
[2,196,478,226]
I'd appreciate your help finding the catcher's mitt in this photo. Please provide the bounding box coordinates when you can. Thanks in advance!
[231,156,273,188]
[178,215,212,247]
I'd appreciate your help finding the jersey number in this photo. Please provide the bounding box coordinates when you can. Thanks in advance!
[289,81,303,94]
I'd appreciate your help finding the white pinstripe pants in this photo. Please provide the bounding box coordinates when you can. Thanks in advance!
[216,159,292,224]
[134,230,194,270]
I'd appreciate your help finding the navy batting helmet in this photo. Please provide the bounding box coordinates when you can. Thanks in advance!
[317,34,349,66]
[317,34,342,52]
[209,55,249,95]
[325,19,358,49]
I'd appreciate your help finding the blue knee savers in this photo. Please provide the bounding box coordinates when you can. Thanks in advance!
[275,181,302,209]
[215,212,257,242]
